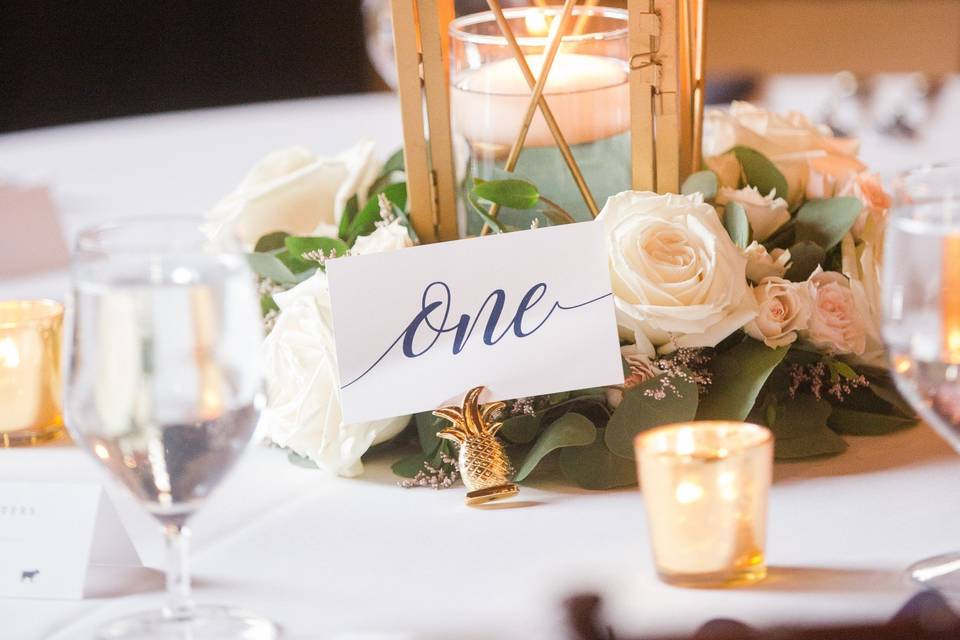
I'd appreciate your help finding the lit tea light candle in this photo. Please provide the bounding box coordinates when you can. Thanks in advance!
[634,421,773,587]
[451,52,629,150]
[0,300,65,446]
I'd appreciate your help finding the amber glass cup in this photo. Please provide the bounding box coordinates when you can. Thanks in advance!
[635,421,773,587]
[0,300,65,446]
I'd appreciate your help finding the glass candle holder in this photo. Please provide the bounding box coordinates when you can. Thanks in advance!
[450,5,630,234]
[0,300,65,446]
[634,421,773,588]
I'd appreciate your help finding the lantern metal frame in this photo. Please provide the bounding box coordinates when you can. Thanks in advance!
[389,0,706,243]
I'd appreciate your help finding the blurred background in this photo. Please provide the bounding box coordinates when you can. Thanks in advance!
[2,0,959,134]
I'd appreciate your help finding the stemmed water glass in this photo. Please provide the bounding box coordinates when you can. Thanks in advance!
[65,217,280,639]
[882,161,960,593]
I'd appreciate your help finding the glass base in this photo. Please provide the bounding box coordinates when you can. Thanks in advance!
[657,564,768,588]
[908,552,960,596]
[94,605,281,640]
[0,424,66,447]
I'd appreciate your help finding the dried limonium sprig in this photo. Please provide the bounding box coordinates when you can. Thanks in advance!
[257,277,288,334]
[375,192,397,229]
[398,453,460,490]
[621,348,713,400]
[787,360,869,401]
[300,248,341,266]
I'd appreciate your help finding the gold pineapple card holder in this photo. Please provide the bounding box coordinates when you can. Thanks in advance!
[434,386,519,506]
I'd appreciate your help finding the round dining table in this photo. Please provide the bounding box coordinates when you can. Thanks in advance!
[2,77,960,640]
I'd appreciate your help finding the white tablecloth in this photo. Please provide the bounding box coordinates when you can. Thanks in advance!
[2,79,960,640]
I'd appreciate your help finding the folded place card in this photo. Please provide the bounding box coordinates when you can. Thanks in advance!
[326,221,623,424]
[0,183,71,277]
[0,482,140,600]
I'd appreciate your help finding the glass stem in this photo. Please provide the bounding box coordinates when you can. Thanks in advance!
[164,523,194,619]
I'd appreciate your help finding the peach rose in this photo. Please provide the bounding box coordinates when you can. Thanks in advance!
[745,277,810,348]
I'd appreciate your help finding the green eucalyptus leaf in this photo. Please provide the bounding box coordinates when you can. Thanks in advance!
[247,252,311,285]
[472,179,540,210]
[381,147,405,176]
[559,431,637,490]
[538,198,578,226]
[605,373,699,459]
[345,182,408,246]
[467,191,504,234]
[723,201,750,248]
[697,340,789,421]
[732,146,789,201]
[275,249,317,274]
[260,294,279,316]
[500,414,540,444]
[794,197,863,250]
[254,231,290,252]
[515,413,596,482]
[783,241,826,281]
[681,170,719,200]
[868,382,916,419]
[338,194,360,241]
[391,449,433,478]
[288,451,318,469]
[828,409,918,436]
[414,412,444,453]
[769,395,847,459]
[284,236,349,261]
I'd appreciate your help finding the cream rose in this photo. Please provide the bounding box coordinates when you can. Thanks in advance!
[743,241,790,283]
[704,101,863,208]
[260,270,410,477]
[802,267,866,355]
[744,277,810,348]
[351,219,413,255]
[716,185,790,241]
[598,191,757,357]
[207,141,380,249]
[841,225,885,366]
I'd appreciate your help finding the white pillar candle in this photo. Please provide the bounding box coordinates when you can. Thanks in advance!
[451,53,629,149]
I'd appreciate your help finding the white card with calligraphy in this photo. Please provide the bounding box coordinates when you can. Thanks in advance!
[326,221,624,424]
[0,482,140,600]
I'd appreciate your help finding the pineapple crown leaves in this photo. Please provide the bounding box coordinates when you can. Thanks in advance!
[433,386,506,445]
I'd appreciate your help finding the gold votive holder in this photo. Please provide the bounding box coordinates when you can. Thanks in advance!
[0,300,66,446]
[634,421,773,588]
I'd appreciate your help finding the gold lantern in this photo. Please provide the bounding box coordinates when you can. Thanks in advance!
[388,0,706,242]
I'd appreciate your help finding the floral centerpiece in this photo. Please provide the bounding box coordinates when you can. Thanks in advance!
[207,102,917,490]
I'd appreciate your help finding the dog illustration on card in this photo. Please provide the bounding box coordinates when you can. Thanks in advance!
[20,569,39,582]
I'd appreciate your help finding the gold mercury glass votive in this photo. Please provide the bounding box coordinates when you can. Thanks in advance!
[0,300,66,446]
[634,421,773,587]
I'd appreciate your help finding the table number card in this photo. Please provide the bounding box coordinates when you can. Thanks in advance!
[0,483,140,600]
[326,221,624,424]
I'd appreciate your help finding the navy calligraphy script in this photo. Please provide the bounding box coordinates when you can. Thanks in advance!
[342,281,611,389]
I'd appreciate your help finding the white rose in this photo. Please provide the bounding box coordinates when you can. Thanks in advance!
[260,271,409,476]
[802,267,866,355]
[207,141,380,249]
[744,277,810,348]
[598,191,757,357]
[704,101,863,208]
[841,226,885,366]
[716,186,790,241]
[743,241,790,283]
[351,219,413,255]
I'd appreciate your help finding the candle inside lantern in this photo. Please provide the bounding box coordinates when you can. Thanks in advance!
[634,421,773,587]
[451,53,629,149]
[449,6,631,228]
[0,300,65,446]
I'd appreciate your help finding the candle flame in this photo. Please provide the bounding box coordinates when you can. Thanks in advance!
[675,480,704,504]
[893,354,912,374]
[0,337,20,368]
[524,10,550,37]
